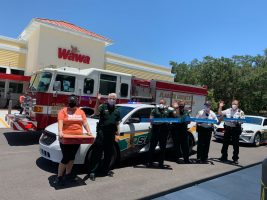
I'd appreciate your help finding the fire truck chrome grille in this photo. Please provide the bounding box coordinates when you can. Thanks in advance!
[40,131,56,145]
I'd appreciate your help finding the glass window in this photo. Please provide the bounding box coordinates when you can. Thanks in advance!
[9,82,23,93]
[131,108,153,122]
[0,67,6,73]
[245,116,262,125]
[116,106,134,120]
[83,78,94,94]
[99,74,117,95]
[11,69,24,75]
[54,74,76,93]
[30,72,52,92]
[0,81,5,94]
[120,83,128,97]
[263,119,267,126]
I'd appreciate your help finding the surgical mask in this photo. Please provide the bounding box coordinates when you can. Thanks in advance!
[108,99,116,106]
[159,104,164,109]
[232,104,238,110]
[69,102,76,108]
[179,106,184,110]
[204,105,210,112]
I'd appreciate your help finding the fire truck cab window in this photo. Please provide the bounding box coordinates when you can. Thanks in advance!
[99,74,117,95]
[83,78,94,94]
[55,74,75,92]
[30,72,52,92]
[120,83,128,97]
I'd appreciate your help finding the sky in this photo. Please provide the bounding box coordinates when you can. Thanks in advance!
[1,0,267,68]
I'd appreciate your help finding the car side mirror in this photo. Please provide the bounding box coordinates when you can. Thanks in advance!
[127,117,140,124]
[53,81,61,91]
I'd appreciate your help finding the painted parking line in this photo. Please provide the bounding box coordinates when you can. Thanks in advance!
[0,117,9,128]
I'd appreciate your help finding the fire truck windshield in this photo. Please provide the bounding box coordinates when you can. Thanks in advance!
[29,72,52,92]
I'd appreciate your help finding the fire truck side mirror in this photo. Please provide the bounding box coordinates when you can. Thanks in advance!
[53,81,61,92]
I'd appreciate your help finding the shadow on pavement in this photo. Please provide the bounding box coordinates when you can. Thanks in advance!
[36,157,88,174]
[48,175,87,190]
[212,139,264,148]
[3,131,41,146]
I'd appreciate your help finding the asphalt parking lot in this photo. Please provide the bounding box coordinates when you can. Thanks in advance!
[0,128,266,200]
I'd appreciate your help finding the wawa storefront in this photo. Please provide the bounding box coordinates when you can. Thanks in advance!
[0,18,174,107]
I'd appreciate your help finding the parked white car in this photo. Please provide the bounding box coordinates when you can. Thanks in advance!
[214,115,267,146]
[39,103,197,167]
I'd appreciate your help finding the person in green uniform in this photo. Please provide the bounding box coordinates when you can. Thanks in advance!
[171,100,191,163]
[146,99,170,168]
[89,93,120,181]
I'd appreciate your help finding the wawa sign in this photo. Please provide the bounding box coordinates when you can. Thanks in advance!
[58,45,90,64]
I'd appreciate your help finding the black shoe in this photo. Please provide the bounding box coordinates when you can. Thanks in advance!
[146,162,153,168]
[53,176,65,186]
[219,157,227,162]
[107,171,114,177]
[184,159,192,164]
[89,173,96,181]
[200,160,209,164]
[232,160,239,165]
[158,163,165,169]
[65,173,77,182]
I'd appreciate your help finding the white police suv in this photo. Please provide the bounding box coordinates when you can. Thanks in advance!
[39,103,197,167]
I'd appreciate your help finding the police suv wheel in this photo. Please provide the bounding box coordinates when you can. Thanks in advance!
[253,133,261,147]
[85,143,119,170]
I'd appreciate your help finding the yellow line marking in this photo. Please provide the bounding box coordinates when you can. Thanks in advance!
[0,117,9,128]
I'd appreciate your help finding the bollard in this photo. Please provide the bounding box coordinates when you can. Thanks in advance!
[8,100,12,115]
[261,158,267,200]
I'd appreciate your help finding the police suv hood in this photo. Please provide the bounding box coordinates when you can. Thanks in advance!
[44,118,99,137]
[241,123,262,132]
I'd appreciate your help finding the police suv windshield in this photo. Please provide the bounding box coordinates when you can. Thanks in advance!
[245,116,262,125]
[29,72,52,92]
[91,105,134,120]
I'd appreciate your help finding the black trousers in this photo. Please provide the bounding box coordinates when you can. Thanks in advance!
[148,124,169,165]
[172,123,190,161]
[197,126,213,161]
[90,130,115,174]
[221,125,242,161]
[59,143,80,164]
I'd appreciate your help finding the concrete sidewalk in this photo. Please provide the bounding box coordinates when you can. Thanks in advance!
[154,164,261,200]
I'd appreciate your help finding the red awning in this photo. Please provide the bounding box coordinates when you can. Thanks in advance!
[0,73,30,82]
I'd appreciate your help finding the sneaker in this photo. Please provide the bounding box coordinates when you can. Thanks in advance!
[53,176,65,186]
[89,173,96,181]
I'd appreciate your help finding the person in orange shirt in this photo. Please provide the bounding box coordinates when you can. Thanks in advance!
[54,95,92,186]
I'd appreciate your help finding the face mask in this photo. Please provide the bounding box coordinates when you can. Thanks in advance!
[69,102,76,108]
[232,104,238,110]
[108,99,116,106]
[204,105,210,112]
[159,104,164,108]
[179,106,184,110]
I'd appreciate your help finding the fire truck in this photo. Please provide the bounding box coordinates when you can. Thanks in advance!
[6,66,208,131]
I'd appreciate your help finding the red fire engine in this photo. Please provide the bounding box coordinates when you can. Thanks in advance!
[6,66,207,131]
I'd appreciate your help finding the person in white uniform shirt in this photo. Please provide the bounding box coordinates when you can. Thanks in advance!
[196,101,218,163]
[218,100,245,164]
